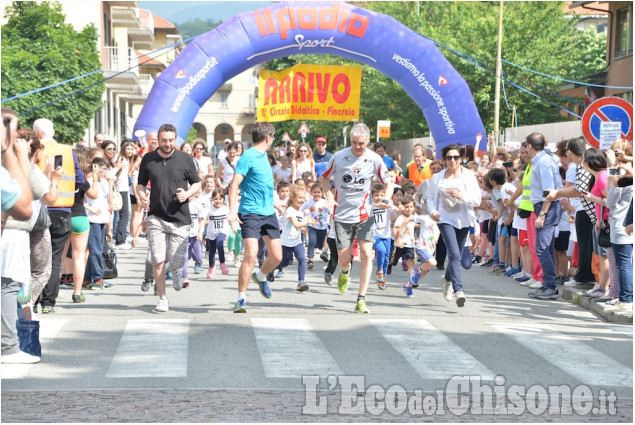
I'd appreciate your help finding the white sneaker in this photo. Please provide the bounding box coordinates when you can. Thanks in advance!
[227,251,235,263]
[563,279,578,287]
[234,255,241,268]
[528,279,544,289]
[455,290,466,307]
[512,271,525,279]
[441,275,453,301]
[172,269,183,291]
[1,350,40,364]
[154,296,169,312]
[115,243,132,250]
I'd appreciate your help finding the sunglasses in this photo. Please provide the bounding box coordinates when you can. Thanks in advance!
[299,149,308,153]
[195,147,205,151]
[105,147,116,152]
[445,155,461,161]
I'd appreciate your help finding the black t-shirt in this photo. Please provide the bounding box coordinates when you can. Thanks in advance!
[138,149,200,224]
[71,181,91,217]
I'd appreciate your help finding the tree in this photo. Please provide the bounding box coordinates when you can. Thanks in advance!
[1,1,104,143]
[260,2,606,141]
[176,18,222,40]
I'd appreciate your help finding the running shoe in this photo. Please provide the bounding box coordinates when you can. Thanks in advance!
[252,272,272,298]
[307,260,314,270]
[324,268,333,286]
[221,264,229,275]
[441,275,453,301]
[337,270,350,294]
[320,251,329,262]
[410,267,422,287]
[207,267,215,279]
[527,279,544,289]
[233,298,246,313]
[515,274,531,283]
[72,292,85,303]
[141,279,152,292]
[480,259,494,267]
[455,290,466,307]
[354,299,370,313]
[275,269,285,278]
[154,296,169,313]
[172,269,184,291]
[82,280,92,290]
[182,278,190,289]
[41,306,55,314]
[194,265,202,274]
[504,267,521,277]
[297,281,309,292]
[403,283,414,297]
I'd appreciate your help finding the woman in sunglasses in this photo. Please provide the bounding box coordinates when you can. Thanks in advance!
[291,142,316,182]
[192,140,215,180]
[427,143,482,308]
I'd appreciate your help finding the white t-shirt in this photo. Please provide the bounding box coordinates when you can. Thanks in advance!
[499,182,516,225]
[511,198,527,231]
[85,176,110,224]
[415,214,439,254]
[302,198,329,230]
[393,214,416,248]
[293,158,314,180]
[205,204,229,240]
[477,190,493,222]
[188,199,206,238]
[322,148,390,224]
[281,206,306,247]
[566,163,583,212]
[115,159,130,192]
[273,166,292,183]
[219,157,236,188]
[194,156,213,175]
[372,204,394,239]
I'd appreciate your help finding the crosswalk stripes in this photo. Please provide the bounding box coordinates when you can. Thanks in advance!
[370,319,497,381]
[251,318,343,378]
[488,323,633,388]
[0,319,67,380]
[105,319,190,378]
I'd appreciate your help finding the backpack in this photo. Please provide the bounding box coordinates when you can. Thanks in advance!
[102,239,118,279]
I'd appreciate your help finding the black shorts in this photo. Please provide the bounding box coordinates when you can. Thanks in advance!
[392,247,415,265]
[555,231,570,251]
[130,193,137,205]
[239,213,280,240]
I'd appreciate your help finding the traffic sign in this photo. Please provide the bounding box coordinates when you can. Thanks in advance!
[377,120,391,139]
[581,97,633,149]
[277,146,287,157]
[281,132,291,142]
[298,122,310,134]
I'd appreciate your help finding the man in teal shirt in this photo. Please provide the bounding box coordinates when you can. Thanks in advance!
[228,122,282,313]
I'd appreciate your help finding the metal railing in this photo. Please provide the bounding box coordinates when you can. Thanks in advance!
[139,74,154,95]
[103,46,139,77]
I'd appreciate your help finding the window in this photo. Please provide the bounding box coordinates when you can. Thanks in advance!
[617,91,633,104]
[615,6,633,57]
[220,93,229,108]
[248,93,256,108]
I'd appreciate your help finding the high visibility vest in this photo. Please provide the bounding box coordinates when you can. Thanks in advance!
[38,142,76,207]
[407,160,432,186]
[519,164,533,212]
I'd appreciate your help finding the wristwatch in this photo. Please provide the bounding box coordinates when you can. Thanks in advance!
[539,211,547,216]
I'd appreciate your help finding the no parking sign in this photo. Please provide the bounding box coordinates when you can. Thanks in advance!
[581,97,633,149]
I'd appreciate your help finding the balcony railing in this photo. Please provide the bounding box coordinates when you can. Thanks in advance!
[103,46,139,77]
[139,74,154,95]
[138,9,155,34]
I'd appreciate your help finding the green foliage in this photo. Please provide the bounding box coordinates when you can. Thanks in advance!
[183,126,198,145]
[260,1,607,141]
[1,1,104,143]
[176,18,222,40]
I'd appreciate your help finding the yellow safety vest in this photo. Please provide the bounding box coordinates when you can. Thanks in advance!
[519,164,533,212]
[38,142,76,207]
[407,160,432,186]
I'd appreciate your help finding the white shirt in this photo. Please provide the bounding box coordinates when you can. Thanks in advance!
[273,166,292,183]
[85,177,110,224]
[293,158,314,180]
[427,167,482,229]
[394,214,416,248]
[372,204,394,239]
[188,199,206,238]
[194,156,213,175]
[302,198,329,230]
[281,206,306,247]
[322,148,390,224]
[205,204,229,239]
[566,163,583,212]
[219,157,236,188]
[415,214,439,253]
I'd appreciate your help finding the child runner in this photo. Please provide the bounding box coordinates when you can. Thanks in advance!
[277,185,310,291]
[303,182,329,270]
[392,199,417,297]
[371,183,394,289]
[182,191,205,287]
[205,188,230,278]
[409,210,440,290]
[273,181,290,277]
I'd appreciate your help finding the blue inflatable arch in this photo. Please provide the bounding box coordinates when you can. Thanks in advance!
[134,1,486,155]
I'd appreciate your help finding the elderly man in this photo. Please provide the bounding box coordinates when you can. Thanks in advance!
[402,144,432,187]
[525,133,562,300]
[321,123,393,313]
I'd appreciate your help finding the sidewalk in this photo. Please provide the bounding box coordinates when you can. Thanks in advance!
[560,284,633,324]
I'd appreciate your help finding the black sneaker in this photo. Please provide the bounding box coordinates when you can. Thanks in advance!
[480,259,494,267]
[320,251,329,262]
[307,260,314,270]
[529,288,547,298]
[141,279,152,292]
[535,287,559,300]
[472,256,482,264]
[72,292,85,303]
[267,272,275,283]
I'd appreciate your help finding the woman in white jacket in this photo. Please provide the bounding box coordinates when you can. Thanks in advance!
[427,144,482,307]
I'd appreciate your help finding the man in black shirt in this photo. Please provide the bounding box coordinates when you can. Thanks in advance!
[137,123,201,312]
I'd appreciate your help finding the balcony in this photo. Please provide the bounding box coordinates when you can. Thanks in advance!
[120,74,154,104]
[111,6,140,28]
[103,46,139,87]
[128,8,155,49]
[240,107,256,117]
[139,74,154,96]
[218,83,233,92]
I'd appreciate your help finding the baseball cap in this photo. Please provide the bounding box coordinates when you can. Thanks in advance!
[316,136,327,144]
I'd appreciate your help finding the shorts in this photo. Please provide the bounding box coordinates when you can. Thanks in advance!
[392,246,415,265]
[415,247,434,264]
[469,226,475,235]
[130,193,137,205]
[499,224,512,238]
[71,215,90,234]
[146,215,189,268]
[480,220,489,236]
[591,228,608,256]
[510,227,518,237]
[334,218,373,250]
[518,229,529,246]
[239,213,280,240]
[555,230,570,251]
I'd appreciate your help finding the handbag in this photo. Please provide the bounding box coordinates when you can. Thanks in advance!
[102,238,118,279]
[111,183,123,212]
[16,305,41,357]
[33,201,51,230]
[597,204,611,248]
[517,208,531,219]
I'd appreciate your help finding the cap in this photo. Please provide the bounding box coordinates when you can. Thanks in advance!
[224,138,232,144]
[316,136,327,144]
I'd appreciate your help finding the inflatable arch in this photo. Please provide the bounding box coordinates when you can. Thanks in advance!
[134,1,486,155]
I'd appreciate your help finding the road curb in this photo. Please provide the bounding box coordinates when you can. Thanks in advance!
[560,285,633,324]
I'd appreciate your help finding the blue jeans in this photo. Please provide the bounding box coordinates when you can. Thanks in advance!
[533,201,562,290]
[374,237,391,274]
[438,223,470,292]
[84,222,105,282]
[307,227,327,259]
[611,243,633,303]
[278,244,307,282]
[114,191,130,245]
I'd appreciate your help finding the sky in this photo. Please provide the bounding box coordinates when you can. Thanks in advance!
[138,1,272,24]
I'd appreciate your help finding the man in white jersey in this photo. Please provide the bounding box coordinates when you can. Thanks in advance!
[320,123,393,313]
